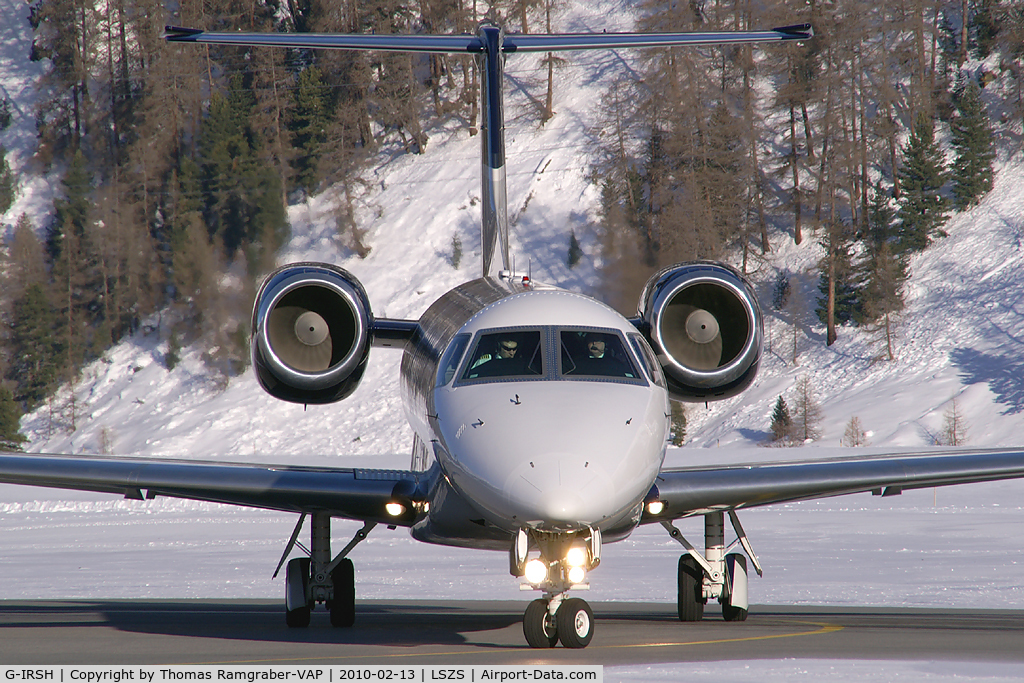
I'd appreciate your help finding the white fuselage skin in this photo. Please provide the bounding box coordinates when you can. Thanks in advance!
[420,288,670,538]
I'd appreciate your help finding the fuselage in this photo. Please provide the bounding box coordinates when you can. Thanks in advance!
[400,276,671,549]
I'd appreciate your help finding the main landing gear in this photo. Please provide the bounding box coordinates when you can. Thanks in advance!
[513,528,600,649]
[275,512,374,628]
[662,510,763,622]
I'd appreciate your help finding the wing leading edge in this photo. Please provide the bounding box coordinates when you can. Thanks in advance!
[0,453,429,526]
[648,447,1024,520]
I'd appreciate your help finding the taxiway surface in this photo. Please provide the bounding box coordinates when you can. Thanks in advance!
[1,600,1022,665]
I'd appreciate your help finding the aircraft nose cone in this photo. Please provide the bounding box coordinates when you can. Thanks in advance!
[506,454,615,528]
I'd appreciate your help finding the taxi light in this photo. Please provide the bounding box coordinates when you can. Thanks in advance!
[646,500,665,516]
[524,559,548,584]
[567,565,586,584]
[565,546,588,568]
[385,502,405,517]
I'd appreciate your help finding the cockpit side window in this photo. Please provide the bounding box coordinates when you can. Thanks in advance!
[436,333,471,387]
[461,330,544,381]
[629,332,666,388]
[559,330,640,380]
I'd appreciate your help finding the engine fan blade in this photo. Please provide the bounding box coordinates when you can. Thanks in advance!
[269,306,334,372]
[665,304,723,370]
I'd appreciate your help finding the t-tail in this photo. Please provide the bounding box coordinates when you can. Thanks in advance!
[164,22,812,277]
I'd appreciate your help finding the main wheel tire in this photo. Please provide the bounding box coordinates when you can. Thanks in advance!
[523,599,558,648]
[678,555,705,622]
[328,558,356,628]
[556,598,594,649]
[722,603,748,622]
[285,604,311,628]
[285,557,312,628]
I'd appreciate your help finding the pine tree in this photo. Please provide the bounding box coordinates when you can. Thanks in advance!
[0,145,16,214]
[0,96,11,130]
[816,221,861,338]
[48,149,92,262]
[772,271,791,311]
[862,181,890,243]
[0,385,27,451]
[950,82,995,210]
[168,161,218,319]
[7,283,64,407]
[199,90,252,255]
[198,77,287,269]
[970,0,999,60]
[770,396,793,444]
[450,233,463,269]
[567,230,582,268]
[843,416,868,447]
[860,242,907,361]
[669,402,687,447]
[939,397,969,446]
[290,65,330,194]
[49,149,99,373]
[895,113,949,252]
[792,375,824,443]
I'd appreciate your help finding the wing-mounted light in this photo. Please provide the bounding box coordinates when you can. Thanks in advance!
[637,262,763,401]
[251,263,373,404]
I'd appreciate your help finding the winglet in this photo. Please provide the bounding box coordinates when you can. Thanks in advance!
[164,25,204,41]
[771,23,814,40]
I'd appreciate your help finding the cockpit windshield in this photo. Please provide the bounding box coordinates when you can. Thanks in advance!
[461,330,544,380]
[451,327,646,386]
[559,330,639,379]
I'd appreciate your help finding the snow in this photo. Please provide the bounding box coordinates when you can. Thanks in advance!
[3,0,1024,678]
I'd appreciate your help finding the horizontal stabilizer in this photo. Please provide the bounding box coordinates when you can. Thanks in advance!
[163,24,813,54]
[771,23,814,39]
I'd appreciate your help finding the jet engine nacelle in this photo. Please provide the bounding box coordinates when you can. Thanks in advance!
[638,262,763,401]
[251,263,372,405]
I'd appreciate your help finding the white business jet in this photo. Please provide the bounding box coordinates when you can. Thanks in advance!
[3,20,1024,650]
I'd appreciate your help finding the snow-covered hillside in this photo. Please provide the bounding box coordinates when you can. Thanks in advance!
[8,13,1024,458]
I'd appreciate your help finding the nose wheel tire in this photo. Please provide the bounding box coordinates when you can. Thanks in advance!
[523,599,558,648]
[556,598,594,649]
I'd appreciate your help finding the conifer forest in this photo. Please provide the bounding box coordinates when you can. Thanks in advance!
[1,0,1023,444]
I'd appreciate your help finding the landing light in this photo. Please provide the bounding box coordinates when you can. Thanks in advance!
[646,500,665,516]
[565,546,588,568]
[524,559,548,584]
[567,566,586,585]
[385,502,405,517]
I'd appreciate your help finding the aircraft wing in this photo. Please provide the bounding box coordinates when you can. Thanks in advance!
[0,453,428,526]
[650,447,1024,520]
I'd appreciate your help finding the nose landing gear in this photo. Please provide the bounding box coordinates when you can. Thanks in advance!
[514,528,600,648]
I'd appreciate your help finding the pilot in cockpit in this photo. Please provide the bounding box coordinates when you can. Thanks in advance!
[465,334,530,378]
[471,336,518,367]
[568,332,633,378]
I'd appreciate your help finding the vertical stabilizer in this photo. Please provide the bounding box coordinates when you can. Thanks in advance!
[477,24,509,278]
